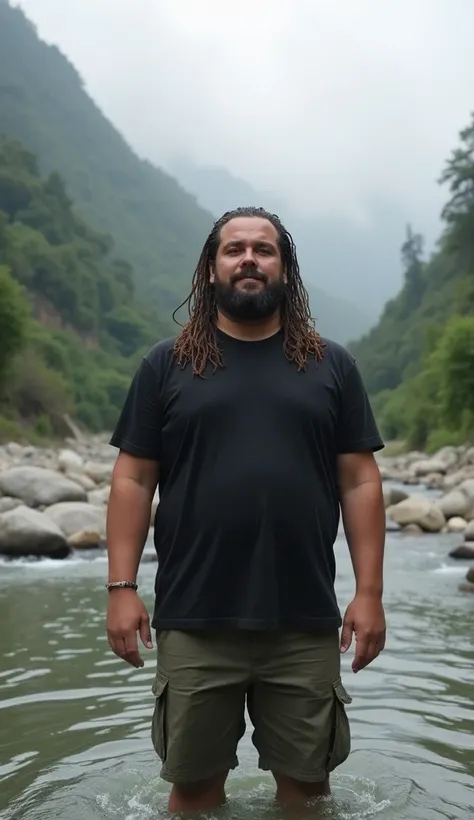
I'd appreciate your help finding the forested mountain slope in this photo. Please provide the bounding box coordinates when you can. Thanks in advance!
[0,1,213,320]
[0,138,159,434]
[349,114,474,450]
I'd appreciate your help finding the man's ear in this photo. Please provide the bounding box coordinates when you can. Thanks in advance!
[209,265,215,284]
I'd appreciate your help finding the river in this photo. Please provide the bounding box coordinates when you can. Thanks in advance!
[0,522,473,819]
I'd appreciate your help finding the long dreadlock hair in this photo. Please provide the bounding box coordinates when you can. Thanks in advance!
[172,206,325,376]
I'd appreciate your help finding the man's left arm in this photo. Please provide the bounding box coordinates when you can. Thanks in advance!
[337,451,386,673]
[335,356,387,673]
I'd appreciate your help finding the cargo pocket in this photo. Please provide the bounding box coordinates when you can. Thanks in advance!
[327,675,352,772]
[151,671,168,761]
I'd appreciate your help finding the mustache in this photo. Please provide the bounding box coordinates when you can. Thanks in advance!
[230,265,268,285]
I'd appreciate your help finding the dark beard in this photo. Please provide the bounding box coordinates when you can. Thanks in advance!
[213,265,286,321]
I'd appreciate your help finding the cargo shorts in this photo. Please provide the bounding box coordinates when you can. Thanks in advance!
[150,628,352,785]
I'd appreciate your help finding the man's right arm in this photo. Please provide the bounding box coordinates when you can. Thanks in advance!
[105,353,163,668]
[107,452,159,586]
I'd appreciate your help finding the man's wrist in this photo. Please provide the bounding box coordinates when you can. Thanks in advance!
[355,586,383,600]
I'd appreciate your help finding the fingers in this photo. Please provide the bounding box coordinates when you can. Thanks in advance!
[340,618,354,654]
[108,632,144,668]
[139,614,153,650]
[352,633,386,673]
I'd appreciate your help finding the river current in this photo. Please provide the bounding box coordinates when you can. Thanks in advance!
[0,510,473,819]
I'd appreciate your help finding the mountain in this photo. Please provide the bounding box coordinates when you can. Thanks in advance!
[167,158,374,344]
[0,0,375,347]
[0,1,214,324]
[347,113,474,451]
[0,136,160,435]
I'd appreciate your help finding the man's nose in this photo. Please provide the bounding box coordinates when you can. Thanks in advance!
[241,247,257,265]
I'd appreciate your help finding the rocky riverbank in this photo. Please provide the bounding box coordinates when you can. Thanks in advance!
[0,437,158,560]
[0,440,473,572]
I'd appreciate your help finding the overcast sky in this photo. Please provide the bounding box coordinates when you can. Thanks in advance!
[18,0,474,234]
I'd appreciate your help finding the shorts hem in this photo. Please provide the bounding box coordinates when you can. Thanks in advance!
[152,617,342,630]
[259,759,329,783]
[158,758,239,785]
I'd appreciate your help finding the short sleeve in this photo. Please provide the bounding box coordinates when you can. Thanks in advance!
[109,357,162,461]
[336,360,384,454]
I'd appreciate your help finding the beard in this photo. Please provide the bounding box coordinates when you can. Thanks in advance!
[213,264,286,321]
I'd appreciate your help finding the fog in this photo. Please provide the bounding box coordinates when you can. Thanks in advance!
[16,0,474,308]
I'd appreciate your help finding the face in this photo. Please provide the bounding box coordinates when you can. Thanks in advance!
[210,217,287,321]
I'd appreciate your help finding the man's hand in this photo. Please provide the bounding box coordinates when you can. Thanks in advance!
[106,589,153,668]
[340,594,386,673]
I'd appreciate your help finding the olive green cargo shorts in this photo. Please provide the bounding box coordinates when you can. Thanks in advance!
[150,629,352,785]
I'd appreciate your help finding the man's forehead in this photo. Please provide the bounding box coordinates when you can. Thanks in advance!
[219,217,279,244]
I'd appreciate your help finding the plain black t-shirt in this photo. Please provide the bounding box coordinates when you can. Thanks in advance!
[110,329,384,631]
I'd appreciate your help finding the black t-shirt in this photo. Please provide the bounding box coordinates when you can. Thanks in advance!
[110,329,384,631]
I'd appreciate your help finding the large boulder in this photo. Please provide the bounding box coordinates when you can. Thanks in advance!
[0,506,69,558]
[83,461,114,485]
[387,495,445,533]
[0,467,87,507]
[464,520,474,541]
[88,486,111,507]
[409,458,448,477]
[437,489,472,519]
[44,501,106,538]
[0,497,22,514]
[457,478,474,502]
[57,449,84,473]
[383,487,409,509]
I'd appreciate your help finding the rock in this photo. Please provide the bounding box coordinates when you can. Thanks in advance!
[83,461,114,485]
[388,495,446,533]
[0,506,69,558]
[67,529,105,549]
[67,472,96,492]
[88,486,110,506]
[0,467,87,507]
[410,458,448,477]
[449,543,474,560]
[44,501,106,538]
[383,487,409,508]
[402,523,424,534]
[443,469,474,490]
[424,473,445,490]
[437,489,471,519]
[464,520,474,541]
[457,478,474,502]
[459,446,474,466]
[458,582,474,593]
[432,446,459,470]
[467,567,474,584]
[0,497,23,514]
[446,517,468,533]
[58,449,84,473]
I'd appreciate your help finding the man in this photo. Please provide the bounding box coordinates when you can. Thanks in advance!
[106,206,386,814]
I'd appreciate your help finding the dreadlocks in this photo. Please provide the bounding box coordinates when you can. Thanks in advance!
[172,206,325,376]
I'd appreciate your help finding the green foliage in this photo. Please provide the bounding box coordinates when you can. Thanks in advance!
[0,135,159,434]
[375,315,474,451]
[348,111,474,450]
[0,263,30,389]
[0,1,214,327]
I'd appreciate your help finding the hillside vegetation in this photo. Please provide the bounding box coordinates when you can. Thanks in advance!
[349,113,474,451]
[0,0,213,320]
[0,137,161,437]
[0,1,371,345]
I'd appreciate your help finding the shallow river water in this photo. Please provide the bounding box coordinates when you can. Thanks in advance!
[0,524,473,819]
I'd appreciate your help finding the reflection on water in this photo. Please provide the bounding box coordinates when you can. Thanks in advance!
[0,529,473,819]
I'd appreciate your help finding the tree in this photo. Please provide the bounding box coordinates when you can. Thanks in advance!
[0,264,30,389]
[439,112,474,267]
